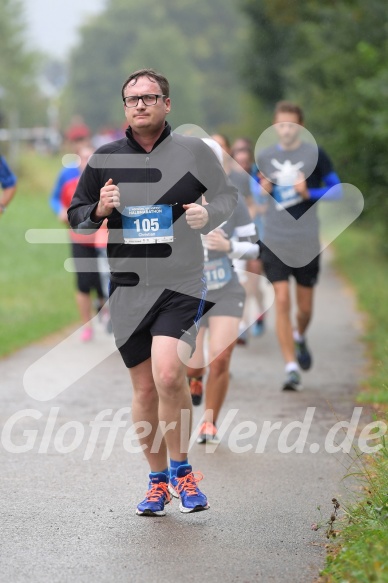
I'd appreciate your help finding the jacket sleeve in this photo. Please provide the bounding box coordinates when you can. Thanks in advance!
[195,140,238,233]
[67,161,104,232]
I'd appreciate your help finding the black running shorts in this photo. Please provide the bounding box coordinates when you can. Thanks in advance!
[260,243,320,288]
[109,279,210,368]
[72,242,104,297]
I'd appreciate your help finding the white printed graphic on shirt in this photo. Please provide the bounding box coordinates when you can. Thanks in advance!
[270,159,305,209]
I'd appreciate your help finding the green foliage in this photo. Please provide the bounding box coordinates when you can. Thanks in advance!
[0,150,78,357]
[319,228,388,580]
[0,0,47,128]
[239,0,295,108]
[63,0,251,132]
[289,1,388,230]
[240,0,388,234]
[218,92,272,144]
[333,226,388,404]
[320,431,388,582]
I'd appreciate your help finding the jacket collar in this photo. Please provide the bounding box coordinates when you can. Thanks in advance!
[125,122,172,153]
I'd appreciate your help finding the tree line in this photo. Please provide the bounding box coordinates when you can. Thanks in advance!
[1,0,386,232]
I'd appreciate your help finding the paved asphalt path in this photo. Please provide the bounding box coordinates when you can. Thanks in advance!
[0,251,370,583]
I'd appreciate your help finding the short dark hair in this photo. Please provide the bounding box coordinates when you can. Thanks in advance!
[274,101,304,124]
[121,69,170,101]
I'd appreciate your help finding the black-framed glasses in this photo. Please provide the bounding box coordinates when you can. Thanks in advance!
[123,94,166,108]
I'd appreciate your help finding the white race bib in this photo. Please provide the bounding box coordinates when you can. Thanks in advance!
[122,204,174,244]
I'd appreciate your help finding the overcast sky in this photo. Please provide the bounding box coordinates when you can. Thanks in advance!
[23,0,106,59]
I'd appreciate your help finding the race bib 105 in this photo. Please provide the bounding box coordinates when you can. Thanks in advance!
[122,204,174,244]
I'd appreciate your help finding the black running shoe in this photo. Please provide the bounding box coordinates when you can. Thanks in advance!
[295,339,312,370]
[282,370,303,391]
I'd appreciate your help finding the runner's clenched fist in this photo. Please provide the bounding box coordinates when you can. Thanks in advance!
[95,178,121,219]
[183,203,209,229]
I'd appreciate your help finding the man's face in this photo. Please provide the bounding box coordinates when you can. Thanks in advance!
[273,112,302,148]
[123,76,171,134]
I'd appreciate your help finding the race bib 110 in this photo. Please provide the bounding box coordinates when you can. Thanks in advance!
[204,256,233,291]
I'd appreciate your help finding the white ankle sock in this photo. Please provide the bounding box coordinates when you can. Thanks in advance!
[285,362,299,374]
[293,330,305,343]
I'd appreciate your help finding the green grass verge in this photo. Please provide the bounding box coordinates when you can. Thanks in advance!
[320,435,388,583]
[320,225,388,582]
[333,226,388,404]
[0,150,79,358]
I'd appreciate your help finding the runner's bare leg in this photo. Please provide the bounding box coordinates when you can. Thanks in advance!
[151,336,193,461]
[203,316,239,424]
[273,281,295,363]
[296,284,314,336]
[129,358,168,472]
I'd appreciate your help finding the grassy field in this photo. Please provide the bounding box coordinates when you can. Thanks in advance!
[321,439,388,582]
[320,225,388,582]
[0,150,79,358]
[333,227,388,405]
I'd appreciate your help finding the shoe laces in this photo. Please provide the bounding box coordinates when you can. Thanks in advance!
[145,481,171,503]
[175,471,204,496]
[189,379,203,396]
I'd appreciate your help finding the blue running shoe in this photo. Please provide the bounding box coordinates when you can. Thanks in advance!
[169,464,210,513]
[252,316,265,337]
[295,339,312,370]
[136,472,171,516]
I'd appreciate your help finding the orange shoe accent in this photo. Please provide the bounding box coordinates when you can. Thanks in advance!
[145,481,171,503]
[189,377,203,406]
[174,471,204,496]
[199,422,217,437]
[189,378,203,397]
